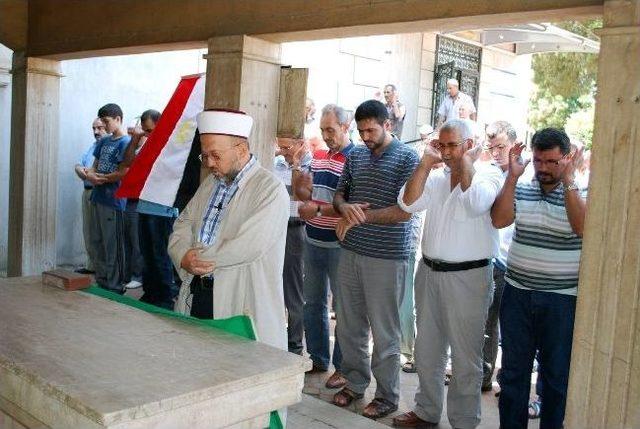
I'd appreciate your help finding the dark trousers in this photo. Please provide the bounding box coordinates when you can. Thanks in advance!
[482,262,506,385]
[139,213,178,310]
[499,283,576,429]
[190,276,213,319]
[123,206,144,283]
[284,222,305,355]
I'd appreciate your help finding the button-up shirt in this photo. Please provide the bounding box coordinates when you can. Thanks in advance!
[79,141,98,188]
[437,91,476,121]
[199,156,257,246]
[273,152,312,218]
[398,162,503,262]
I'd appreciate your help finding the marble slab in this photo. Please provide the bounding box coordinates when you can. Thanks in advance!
[0,276,311,428]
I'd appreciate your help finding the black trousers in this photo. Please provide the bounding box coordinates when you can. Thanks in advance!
[284,222,305,355]
[190,276,214,319]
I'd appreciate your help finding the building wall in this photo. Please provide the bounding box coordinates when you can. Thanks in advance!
[281,33,423,142]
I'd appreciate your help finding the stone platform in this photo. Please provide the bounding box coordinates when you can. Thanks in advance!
[0,276,310,428]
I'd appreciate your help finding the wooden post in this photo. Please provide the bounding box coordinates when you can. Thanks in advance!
[204,35,282,170]
[7,53,62,276]
[565,1,640,428]
[277,67,308,139]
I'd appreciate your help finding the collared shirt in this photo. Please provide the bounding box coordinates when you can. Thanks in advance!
[505,179,588,296]
[199,156,257,246]
[273,152,312,218]
[336,139,419,260]
[437,91,476,121]
[306,143,355,247]
[398,162,503,262]
[79,141,98,188]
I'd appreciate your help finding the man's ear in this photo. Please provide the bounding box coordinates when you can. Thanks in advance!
[383,119,391,131]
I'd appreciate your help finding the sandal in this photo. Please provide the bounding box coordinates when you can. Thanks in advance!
[362,397,399,419]
[402,361,417,373]
[333,387,363,407]
[528,398,542,419]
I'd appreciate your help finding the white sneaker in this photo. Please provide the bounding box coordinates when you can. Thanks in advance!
[124,280,143,289]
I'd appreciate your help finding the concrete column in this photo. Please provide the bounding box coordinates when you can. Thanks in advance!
[7,53,61,276]
[204,35,282,170]
[565,1,640,428]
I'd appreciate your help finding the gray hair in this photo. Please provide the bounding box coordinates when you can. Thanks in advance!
[321,104,350,126]
[446,78,459,87]
[486,120,517,142]
[441,119,474,140]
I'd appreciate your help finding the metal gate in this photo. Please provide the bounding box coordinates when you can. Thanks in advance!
[432,36,482,124]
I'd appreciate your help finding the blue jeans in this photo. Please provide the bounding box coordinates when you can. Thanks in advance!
[302,242,342,371]
[499,283,576,429]
[139,213,178,310]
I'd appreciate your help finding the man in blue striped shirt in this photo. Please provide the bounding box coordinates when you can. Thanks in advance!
[491,128,587,429]
[331,100,419,419]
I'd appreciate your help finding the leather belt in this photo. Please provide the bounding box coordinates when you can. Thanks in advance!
[423,256,491,272]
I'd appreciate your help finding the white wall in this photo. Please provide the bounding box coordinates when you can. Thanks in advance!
[281,33,423,141]
[56,49,206,267]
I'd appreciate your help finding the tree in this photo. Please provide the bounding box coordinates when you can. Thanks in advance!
[528,20,600,147]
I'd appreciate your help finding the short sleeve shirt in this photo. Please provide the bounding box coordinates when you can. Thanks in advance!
[90,135,130,211]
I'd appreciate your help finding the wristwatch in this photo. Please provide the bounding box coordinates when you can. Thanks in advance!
[316,204,322,217]
[565,182,579,192]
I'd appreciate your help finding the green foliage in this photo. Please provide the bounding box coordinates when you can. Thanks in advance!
[528,19,601,147]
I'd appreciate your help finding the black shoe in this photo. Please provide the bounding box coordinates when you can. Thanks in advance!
[74,268,95,275]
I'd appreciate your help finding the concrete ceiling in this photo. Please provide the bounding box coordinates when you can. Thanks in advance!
[0,0,603,59]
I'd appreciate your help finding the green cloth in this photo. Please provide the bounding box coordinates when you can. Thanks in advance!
[82,285,283,429]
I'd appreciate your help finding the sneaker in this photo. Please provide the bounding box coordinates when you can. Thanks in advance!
[124,280,143,289]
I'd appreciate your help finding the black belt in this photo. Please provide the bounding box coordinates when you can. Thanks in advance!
[423,256,491,272]
[288,218,305,227]
[84,185,93,190]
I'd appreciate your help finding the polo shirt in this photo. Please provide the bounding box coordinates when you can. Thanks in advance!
[336,139,419,260]
[505,179,588,296]
[305,143,354,247]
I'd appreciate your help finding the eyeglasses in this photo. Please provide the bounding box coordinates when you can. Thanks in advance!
[532,156,566,167]
[436,141,464,150]
[486,144,507,153]
[199,144,241,163]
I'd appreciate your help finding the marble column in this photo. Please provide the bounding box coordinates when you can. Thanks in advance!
[204,35,282,170]
[7,53,61,276]
[565,1,640,428]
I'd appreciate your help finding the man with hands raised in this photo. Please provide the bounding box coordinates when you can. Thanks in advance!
[393,119,502,429]
[330,100,419,420]
[492,128,586,429]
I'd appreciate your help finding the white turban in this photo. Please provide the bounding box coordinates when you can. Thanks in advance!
[196,109,253,138]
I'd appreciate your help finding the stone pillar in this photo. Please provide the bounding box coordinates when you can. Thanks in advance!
[565,1,640,428]
[7,53,61,276]
[204,35,282,170]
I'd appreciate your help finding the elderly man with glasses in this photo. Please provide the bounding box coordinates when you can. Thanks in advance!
[393,119,503,429]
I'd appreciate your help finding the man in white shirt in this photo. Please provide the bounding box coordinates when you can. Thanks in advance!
[392,119,502,429]
[436,79,476,128]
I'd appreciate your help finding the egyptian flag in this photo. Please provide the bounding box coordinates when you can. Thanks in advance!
[116,74,204,211]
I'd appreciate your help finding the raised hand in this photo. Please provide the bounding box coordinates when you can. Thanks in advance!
[561,146,584,185]
[423,141,442,165]
[507,142,530,178]
[463,142,484,164]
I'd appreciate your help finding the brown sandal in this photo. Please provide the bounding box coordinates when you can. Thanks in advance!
[362,397,398,419]
[333,387,363,407]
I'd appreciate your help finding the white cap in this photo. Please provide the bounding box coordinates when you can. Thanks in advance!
[196,109,253,138]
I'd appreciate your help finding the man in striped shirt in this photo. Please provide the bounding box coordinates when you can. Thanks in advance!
[331,100,419,419]
[491,128,587,429]
[292,104,354,389]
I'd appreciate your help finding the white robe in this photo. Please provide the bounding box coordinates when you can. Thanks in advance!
[168,162,289,350]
